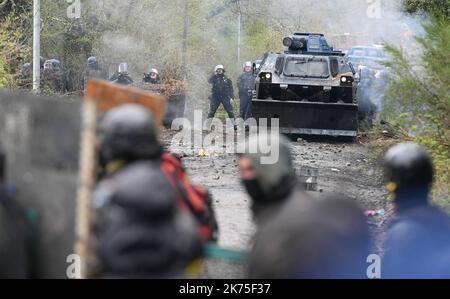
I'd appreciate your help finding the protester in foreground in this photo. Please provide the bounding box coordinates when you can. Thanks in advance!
[382,142,450,278]
[238,133,312,225]
[249,196,371,279]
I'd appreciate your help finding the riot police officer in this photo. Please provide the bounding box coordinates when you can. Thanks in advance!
[207,65,235,123]
[17,58,46,90]
[83,56,108,90]
[143,68,161,84]
[109,63,133,85]
[237,61,255,121]
[382,143,450,278]
[42,59,66,93]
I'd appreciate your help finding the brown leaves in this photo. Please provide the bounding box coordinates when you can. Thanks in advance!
[133,79,187,97]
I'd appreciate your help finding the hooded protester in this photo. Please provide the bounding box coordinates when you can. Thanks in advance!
[382,143,450,279]
[95,104,163,176]
[92,104,203,278]
[238,133,311,225]
[92,104,218,277]
[249,196,371,279]
[237,61,255,121]
[93,161,203,278]
[96,104,218,241]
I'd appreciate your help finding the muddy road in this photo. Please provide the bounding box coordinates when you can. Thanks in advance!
[160,129,392,277]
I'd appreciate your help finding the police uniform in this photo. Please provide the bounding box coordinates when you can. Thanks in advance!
[83,66,108,90]
[207,73,235,119]
[237,71,255,120]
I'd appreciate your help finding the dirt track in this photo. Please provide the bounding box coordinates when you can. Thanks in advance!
[160,129,392,277]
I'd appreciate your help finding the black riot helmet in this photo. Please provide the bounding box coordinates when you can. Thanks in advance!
[52,59,61,71]
[43,59,61,72]
[383,143,434,192]
[98,104,163,164]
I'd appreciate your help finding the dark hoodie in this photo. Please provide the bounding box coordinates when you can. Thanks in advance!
[208,74,234,100]
[249,197,371,279]
[383,191,450,279]
[92,161,202,278]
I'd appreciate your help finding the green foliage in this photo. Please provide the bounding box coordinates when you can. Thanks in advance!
[243,18,281,59]
[403,0,450,17]
[0,0,31,19]
[0,11,32,89]
[383,11,450,204]
[0,56,8,88]
[1,1,104,93]
[416,134,450,204]
[38,0,103,91]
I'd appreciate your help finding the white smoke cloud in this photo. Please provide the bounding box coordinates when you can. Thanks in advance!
[84,0,426,117]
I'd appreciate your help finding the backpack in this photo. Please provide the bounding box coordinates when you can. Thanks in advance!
[160,153,219,243]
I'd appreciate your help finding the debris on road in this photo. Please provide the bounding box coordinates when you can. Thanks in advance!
[198,148,210,157]
[366,209,387,228]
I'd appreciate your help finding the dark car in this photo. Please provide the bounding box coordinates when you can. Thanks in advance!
[346,45,386,70]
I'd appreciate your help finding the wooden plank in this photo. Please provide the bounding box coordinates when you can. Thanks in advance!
[74,100,97,279]
[85,79,167,126]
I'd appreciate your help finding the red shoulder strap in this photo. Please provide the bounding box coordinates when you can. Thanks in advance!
[161,153,204,212]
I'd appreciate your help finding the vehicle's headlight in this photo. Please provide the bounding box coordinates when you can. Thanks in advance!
[260,72,273,82]
[340,76,354,85]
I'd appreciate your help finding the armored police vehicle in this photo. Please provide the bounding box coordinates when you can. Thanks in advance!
[252,33,359,138]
